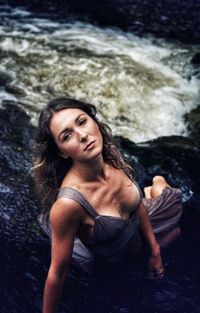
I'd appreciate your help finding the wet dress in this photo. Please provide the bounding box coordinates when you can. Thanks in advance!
[39,181,183,272]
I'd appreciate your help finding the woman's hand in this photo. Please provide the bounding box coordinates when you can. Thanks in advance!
[148,245,165,280]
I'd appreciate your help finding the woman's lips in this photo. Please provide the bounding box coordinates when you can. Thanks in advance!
[84,141,96,151]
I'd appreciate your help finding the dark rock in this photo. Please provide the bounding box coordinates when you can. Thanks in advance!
[0,102,49,313]
[184,105,200,144]
[0,101,44,245]
[191,53,200,65]
[0,71,12,87]
[116,135,200,207]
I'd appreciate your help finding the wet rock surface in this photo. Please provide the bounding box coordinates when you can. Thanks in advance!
[0,102,49,313]
[4,0,200,44]
[117,135,200,199]
[184,105,200,145]
[0,103,200,313]
[191,53,200,65]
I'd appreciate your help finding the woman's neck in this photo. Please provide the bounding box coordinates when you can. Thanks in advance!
[72,155,109,183]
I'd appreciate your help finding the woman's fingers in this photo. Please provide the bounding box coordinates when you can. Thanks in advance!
[148,267,165,280]
[148,253,165,280]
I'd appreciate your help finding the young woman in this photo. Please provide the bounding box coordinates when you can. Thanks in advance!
[33,97,183,313]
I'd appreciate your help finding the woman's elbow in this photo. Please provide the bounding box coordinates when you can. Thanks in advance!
[48,263,70,283]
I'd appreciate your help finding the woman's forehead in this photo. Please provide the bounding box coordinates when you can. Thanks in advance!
[49,108,87,134]
[51,108,86,124]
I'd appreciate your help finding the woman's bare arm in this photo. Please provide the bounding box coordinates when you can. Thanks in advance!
[137,201,164,277]
[42,198,82,313]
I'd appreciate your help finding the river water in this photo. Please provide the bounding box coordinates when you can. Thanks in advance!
[0,4,199,142]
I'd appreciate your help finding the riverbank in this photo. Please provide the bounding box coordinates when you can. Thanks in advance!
[1,102,200,313]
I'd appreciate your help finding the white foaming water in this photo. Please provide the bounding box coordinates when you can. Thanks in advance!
[0,6,199,142]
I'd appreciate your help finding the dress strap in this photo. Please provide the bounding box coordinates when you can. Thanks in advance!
[57,187,98,218]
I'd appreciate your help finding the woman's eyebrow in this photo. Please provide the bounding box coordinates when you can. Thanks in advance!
[58,113,85,140]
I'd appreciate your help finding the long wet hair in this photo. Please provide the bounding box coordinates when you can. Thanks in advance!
[33,97,134,212]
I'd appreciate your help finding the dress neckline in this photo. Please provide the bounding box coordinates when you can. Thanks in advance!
[58,186,134,222]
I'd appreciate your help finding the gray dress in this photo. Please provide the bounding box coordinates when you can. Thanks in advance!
[39,184,183,272]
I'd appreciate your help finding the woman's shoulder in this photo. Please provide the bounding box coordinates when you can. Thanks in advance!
[50,196,84,229]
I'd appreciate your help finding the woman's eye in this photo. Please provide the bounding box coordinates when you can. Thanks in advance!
[79,119,86,125]
[63,133,71,141]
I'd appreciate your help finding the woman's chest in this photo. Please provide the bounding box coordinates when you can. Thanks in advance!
[95,183,139,214]
[81,171,141,224]
[77,179,141,244]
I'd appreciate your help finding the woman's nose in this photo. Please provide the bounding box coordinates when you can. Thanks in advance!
[78,130,88,142]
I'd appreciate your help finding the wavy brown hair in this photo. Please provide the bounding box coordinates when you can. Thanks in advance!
[33,97,134,214]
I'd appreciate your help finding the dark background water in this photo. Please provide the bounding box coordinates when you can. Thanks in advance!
[0,1,200,313]
[2,0,200,44]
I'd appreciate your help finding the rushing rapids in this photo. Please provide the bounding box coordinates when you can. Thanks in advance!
[0,5,199,142]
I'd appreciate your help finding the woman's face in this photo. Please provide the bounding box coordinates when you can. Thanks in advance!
[49,108,103,162]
